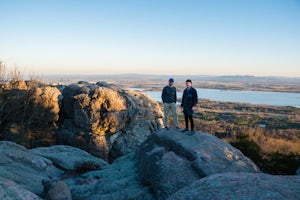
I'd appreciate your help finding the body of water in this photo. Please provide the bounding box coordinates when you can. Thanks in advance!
[134,88,300,107]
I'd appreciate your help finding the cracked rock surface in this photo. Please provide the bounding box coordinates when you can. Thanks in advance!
[136,129,260,199]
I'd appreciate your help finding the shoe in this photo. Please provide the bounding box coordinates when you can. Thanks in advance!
[175,126,180,130]
[181,128,188,132]
[188,130,195,135]
[164,126,169,130]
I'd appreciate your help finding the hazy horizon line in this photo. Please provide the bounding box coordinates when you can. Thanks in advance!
[36,73,300,79]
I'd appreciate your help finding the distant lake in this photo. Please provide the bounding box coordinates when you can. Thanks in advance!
[129,88,300,107]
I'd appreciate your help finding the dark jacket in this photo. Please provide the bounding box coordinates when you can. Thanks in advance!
[181,87,198,115]
[162,86,177,103]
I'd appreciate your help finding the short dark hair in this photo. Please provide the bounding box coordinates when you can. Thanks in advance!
[186,79,192,83]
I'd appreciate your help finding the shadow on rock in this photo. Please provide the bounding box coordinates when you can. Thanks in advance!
[136,129,260,199]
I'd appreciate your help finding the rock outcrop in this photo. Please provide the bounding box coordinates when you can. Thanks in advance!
[0,86,62,147]
[167,172,300,200]
[10,80,28,90]
[58,83,162,161]
[0,82,162,161]
[136,129,260,199]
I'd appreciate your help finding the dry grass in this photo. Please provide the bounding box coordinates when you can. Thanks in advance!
[159,101,300,155]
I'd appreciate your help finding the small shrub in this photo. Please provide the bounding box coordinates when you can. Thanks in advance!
[230,133,262,163]
[261,152,300,175]
[0,61,7,83]
[231,133,300,175]
[9,66,22,82]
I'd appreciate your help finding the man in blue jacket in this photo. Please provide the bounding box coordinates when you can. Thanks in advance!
[181,79,198,134]
[162,78,178,129]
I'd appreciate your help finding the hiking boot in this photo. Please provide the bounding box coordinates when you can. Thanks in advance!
[181,128,188,132]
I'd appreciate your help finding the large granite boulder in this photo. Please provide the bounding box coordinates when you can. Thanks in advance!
[168,172,300,200]
[0,177,42,200]
[65,153,154,200]
[136,129,260,199]
[59,83,162,161]
[0,86,62,147]
[0,81,162,161]
[0,141,63,195]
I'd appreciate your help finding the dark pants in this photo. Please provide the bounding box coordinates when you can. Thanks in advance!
[184,115,194,131]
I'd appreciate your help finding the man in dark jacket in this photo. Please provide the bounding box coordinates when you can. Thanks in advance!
[162,78,178,129]
[181,79,198,134]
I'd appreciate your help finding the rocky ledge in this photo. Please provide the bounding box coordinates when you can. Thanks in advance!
[1,129,299,200]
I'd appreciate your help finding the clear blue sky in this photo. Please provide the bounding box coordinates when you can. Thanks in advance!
[1,0,300,76]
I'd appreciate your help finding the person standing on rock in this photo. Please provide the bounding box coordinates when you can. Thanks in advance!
[162,78,178,129]
[181,79,198,135]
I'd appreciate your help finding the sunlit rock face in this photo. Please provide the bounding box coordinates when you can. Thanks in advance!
[58,82,162,161]
[10,80,28,90]
[0,86,63,147]
[0,82,162,161]
[136,129,260,199]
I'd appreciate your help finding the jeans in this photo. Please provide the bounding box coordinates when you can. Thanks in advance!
[163,102,178,127]
[184,114,194,131]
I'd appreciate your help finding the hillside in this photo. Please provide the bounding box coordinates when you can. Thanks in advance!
[168,99,300,174]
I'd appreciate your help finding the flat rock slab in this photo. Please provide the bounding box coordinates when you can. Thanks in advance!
[30,145,108,171]
[168,172,300,200]
[0,177,42,200]
[0,141,63,195]
[65,153,154,200]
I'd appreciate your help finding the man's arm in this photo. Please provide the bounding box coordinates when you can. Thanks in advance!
[174,87,177,103]
[161,87,166,103]
[181,90,184,107]
[193,89,198,106]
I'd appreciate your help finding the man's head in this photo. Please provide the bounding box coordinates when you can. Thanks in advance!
[186,79,192,88]
[168,78,174,86]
